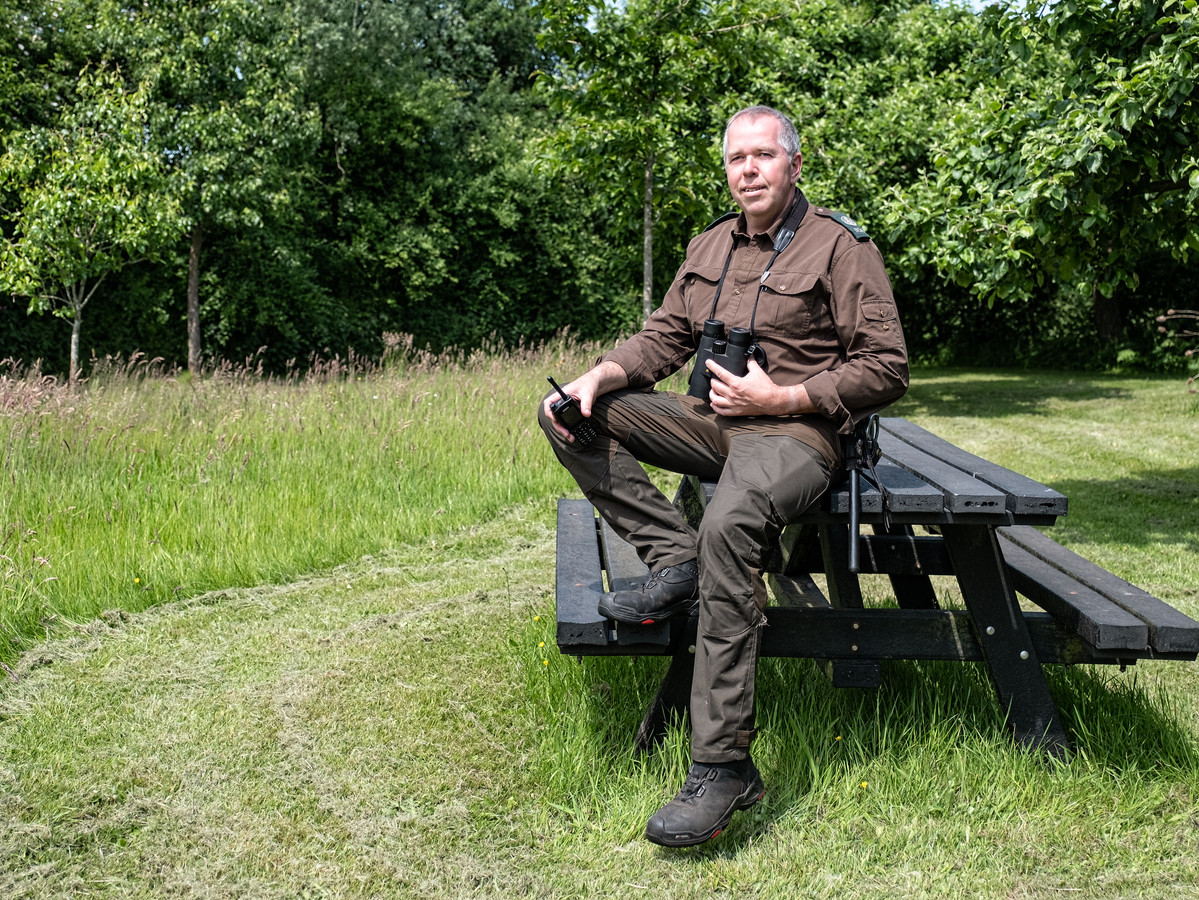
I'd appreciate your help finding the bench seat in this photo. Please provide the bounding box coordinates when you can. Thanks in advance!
[555,499,1199,667]
[553,416,1199,754]
[998,525,1199,657]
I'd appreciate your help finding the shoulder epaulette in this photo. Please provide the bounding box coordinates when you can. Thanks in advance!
[703,212,738,232]
[814,207,871,241]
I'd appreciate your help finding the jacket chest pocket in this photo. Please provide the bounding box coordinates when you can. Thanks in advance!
[678,263,730,330]
[755,273,821,338]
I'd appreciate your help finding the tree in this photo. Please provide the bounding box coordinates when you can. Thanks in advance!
[294,0,606,353]
[885,0,1199,345]
[94,0,320,372]
[0,67,179,381]
[534,0,991,339]
[3,0,604,370]
[763,0,980,214]
[761,0,1004,364]
[536,0,785,323]
[0,0,98,134]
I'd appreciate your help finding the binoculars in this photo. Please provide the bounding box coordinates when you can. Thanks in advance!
[687,319,761,399]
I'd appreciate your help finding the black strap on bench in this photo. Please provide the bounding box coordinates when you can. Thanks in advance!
[846,414,886,573]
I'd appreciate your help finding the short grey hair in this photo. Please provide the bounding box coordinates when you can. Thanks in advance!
[722,106,801,162]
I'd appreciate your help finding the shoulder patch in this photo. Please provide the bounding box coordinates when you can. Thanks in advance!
[814,207,871,241]
[703,211,738,233]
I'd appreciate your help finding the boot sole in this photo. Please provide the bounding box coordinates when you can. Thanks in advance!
[644,781,765,848]
[596,595,698,625]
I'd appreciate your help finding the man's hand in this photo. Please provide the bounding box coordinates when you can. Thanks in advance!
[542,360,628,442]
[706,359,815,417]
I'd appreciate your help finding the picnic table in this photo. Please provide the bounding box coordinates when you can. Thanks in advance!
[554,417,1199,757]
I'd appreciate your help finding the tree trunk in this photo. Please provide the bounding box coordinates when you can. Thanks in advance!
[1092,282,1122,344]
[642,152,655,325]
[188,222,204,373]
[69,306,82,385]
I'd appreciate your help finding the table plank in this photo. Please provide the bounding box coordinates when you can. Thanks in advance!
[555,499,608,647]
[760,607,1095,665]
[838,463,944,516]
[881,418,1068,518]
[999,536,1148,651]
[877,431,1008,515]
[999,525,1199,654]
[600,519,648,592]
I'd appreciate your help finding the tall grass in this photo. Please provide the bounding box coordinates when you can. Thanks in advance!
[0,336,595,663]
[3,352,1196,662]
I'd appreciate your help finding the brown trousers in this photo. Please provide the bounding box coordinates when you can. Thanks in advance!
[539,388,833,763]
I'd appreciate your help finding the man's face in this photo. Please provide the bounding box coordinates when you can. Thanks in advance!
[724,114,803,234]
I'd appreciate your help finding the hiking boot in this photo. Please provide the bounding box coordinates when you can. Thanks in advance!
[597,559,699,625]
[645,761,765,848]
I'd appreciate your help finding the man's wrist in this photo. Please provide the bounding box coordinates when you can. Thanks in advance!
[783,383,814,416]
[593,360,629,395]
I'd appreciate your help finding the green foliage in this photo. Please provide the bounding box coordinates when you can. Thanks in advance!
[536,0,787,318]
[763,0,979,211]
[2,0,1196,373]
[0,0,617,370]
[886,0,1199,350]
[197,0,614,357]
[0,66,180,378]
[0,69,175,302]
[93,0,320,232]
[534,0,989,327]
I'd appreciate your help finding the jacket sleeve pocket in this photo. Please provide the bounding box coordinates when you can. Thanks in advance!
[861,297,899,322]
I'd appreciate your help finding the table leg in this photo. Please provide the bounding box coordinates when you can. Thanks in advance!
[633,617,697,753]
[819,523,881,688]
[875,523,940,610]
[942,524,1071,756]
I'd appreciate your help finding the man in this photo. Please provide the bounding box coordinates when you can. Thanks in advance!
[538,105,908,846]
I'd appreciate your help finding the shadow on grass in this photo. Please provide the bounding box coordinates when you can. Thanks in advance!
[893,372,1134,420]
[535,607,1197,857]
[754,656,1194,776]
[572,654,676,756]
[1051,467,1199,552]
[1047,664,1199,773]
[533,650,686,784]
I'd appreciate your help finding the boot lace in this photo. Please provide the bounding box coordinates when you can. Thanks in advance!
[642,566,672,591]
[676,766,716,803]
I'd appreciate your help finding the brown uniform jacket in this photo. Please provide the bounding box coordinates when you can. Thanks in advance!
[602,189,909,463]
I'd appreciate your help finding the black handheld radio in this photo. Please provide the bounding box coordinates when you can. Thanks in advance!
[547,376,598,447]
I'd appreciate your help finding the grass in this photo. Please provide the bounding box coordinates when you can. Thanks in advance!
[1,346,1198,898]
[0,338,574,662]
